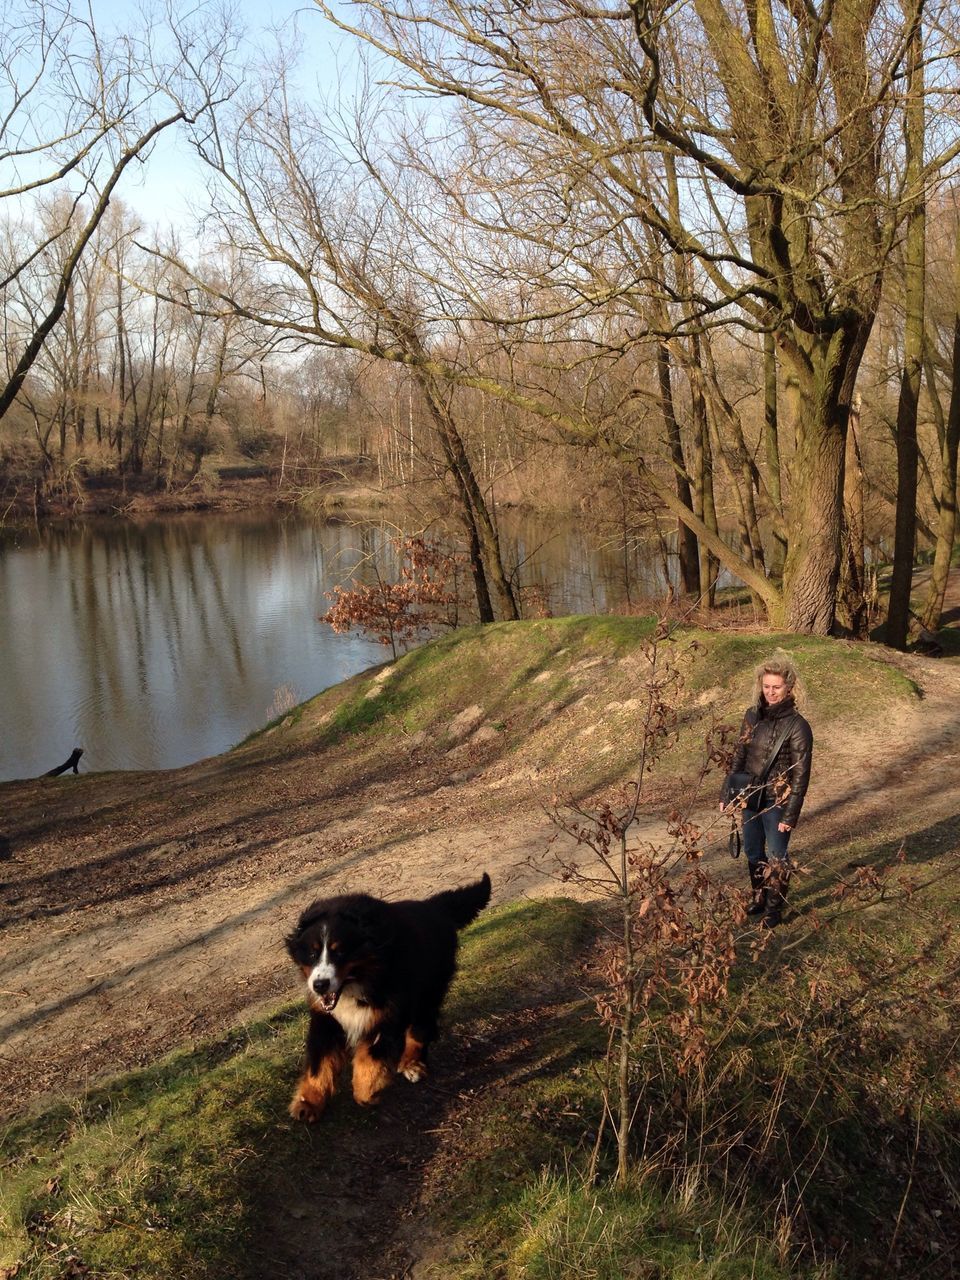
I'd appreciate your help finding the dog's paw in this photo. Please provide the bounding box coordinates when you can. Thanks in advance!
[399,1061,427,1083]
[289,1092,326,1123]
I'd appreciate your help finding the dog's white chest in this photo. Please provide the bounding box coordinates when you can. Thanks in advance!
[334,989,377,1046]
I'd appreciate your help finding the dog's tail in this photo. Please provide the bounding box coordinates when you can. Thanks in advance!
[429,872,491,929]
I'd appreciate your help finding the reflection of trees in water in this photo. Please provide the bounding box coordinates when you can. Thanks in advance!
[321,521,399,589]
[0,518,263,775]
[74,521,247,724]
[317,512,673,618]
[496,512,674,617]
[0,511,680,779]
[313,515,665,617]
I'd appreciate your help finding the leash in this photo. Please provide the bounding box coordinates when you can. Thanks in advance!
[728,819,742,859]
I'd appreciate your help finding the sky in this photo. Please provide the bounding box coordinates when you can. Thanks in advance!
[89,0,359,232]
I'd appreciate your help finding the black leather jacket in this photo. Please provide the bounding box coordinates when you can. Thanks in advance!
[722,697,813,827]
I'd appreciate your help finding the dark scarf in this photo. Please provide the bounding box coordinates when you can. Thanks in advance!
[759,695,796,720]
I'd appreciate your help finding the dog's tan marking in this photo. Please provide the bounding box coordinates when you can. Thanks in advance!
[351,1042,393,1106]
[398,1030,428,1083]
[289,1046,347,1123]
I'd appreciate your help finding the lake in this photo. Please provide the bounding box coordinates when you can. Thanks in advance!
[0,509,675,782]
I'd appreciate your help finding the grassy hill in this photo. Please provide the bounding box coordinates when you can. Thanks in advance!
[2,618,959,1278]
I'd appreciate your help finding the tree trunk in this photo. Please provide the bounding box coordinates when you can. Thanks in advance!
[689,339,719,607]
[462,515,495,625]
[419,376,514,621]
[781,330,863,634]
[839,394,869,636]
[763,330,786,581]
[921,206,960,632]
[655,338,700,595]
[886,18,926,649]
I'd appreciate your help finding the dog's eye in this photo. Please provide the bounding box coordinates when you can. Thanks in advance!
[328,942,340,955]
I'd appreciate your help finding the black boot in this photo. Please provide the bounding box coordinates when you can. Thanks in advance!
[746,860,767,916]
[761,865,790,928]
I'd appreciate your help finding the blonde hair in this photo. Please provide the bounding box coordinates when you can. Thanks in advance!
[752,653,804,710]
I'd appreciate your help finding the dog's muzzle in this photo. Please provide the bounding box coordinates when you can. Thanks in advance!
[310,975,342,1013]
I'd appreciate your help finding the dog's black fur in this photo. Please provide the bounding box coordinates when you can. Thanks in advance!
[285,872,491,1121]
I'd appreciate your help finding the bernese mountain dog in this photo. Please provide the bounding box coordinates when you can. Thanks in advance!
[285,872,491,1121]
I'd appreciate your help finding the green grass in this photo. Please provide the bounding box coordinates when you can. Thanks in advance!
[0,1012,301,1277]
[492,1173,796,1280]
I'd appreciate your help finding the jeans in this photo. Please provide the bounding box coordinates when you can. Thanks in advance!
[742,801,791,866]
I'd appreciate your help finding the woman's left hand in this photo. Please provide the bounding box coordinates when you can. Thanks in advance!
[778,822,792,833]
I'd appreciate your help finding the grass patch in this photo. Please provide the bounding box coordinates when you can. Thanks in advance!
[489,1172,796,1280]
[267,616,660,753]
[0,1011,302,1278]
[234,620,922,811]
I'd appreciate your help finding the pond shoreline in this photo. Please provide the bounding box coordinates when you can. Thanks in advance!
[0,454,417,525]
[2,471,314,524]
[1,461,546,528]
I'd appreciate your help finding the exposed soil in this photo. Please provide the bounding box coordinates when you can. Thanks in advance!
[3,607,960,1277]
[0,735,586,1120]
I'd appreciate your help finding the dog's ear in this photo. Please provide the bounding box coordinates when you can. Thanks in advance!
[285,903,326,957]
[284,925,305,957]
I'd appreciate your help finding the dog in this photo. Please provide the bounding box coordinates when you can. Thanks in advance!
[285,872,491,1122]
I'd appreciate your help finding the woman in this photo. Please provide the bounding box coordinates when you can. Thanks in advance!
[721,657,813,928]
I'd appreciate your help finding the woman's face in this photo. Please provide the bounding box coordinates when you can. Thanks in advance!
[762,673,790,704]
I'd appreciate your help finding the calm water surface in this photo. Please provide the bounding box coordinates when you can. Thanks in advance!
[0,510,673,782]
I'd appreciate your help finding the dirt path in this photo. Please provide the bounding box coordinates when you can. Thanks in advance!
[0,737,591,1120]
[3,640,960,1125]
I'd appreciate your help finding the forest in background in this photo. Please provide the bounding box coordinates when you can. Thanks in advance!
[1,0,960,643]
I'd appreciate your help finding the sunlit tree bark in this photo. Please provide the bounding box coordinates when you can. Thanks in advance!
[921,204,960,633]
[887,8,927,650]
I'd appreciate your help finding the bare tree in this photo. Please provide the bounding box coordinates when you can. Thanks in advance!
[920,194,960,632]
[314,0,960,633]
[0,0,235,427]
[887,9,928,649]
[160,68,520,620]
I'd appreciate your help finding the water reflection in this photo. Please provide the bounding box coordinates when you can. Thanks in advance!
[0,515,389,781]
[0,510,677,782]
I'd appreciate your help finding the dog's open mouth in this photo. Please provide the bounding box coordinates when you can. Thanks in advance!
[313,989,341,1013]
